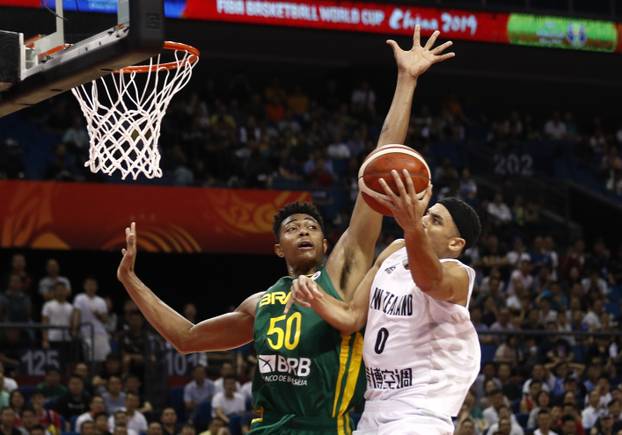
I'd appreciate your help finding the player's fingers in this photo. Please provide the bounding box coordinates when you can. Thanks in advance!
[391,170,409,201]
[292,295,311,309]
[433,52,456,64]
[431,40,453,54]
[121,248,127,256]
[370,186,398,211]
[402,169,417,198]
[420,184,433,208]
[386,39,400,56]
[378,178,398,199]
[299,277,316,300]
[413,24,421,47]
[284,295,294,314]
[424,30,440,50]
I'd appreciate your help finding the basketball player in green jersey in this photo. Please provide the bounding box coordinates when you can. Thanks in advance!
[116,25,455,435]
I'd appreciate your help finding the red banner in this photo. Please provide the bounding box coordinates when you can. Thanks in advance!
[183,0,510,43]
[0,181,311,254]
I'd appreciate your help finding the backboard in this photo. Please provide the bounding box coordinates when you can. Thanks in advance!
[0,0,164,117]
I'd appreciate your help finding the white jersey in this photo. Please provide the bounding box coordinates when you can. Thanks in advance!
[362,246,481,418]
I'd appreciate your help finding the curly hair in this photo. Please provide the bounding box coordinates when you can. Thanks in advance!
[272,202,325,241]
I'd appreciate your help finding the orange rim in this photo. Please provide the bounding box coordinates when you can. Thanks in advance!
[119,41,200,74]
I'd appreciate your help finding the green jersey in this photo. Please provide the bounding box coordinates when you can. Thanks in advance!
[250,266,365,434]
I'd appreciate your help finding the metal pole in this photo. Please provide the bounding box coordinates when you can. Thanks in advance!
[55,0,64,42]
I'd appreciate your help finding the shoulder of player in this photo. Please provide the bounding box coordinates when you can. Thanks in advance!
[439,261,471,303]
[235,291,264,317]
[375,239,405,267]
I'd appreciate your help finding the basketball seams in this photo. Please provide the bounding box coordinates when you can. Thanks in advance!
[358,144,431,215]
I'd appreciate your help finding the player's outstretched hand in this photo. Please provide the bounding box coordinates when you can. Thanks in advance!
[386,24,455,81]
[117,222,137,282]
[284,275,323,314]
[371,169,433,232]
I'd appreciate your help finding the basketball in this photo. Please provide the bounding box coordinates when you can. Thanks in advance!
[358,144,431,216]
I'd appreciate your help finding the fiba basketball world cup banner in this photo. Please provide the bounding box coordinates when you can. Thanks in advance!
[0,181,310,254]
[2,0,620,52]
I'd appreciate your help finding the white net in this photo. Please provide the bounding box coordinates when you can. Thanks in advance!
[71,43,198,180]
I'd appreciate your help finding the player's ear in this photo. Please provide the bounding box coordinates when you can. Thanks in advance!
[274,243,285,258]
[449,237,465,256]
[322,239,328,254]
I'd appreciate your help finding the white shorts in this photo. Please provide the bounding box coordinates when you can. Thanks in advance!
[353,400,454,435]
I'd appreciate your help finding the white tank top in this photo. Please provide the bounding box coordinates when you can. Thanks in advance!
[362,246,481,417]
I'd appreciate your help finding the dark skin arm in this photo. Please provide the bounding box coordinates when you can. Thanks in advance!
[285,240,405,334]
[117,222,261,354]
[326,25,455,300]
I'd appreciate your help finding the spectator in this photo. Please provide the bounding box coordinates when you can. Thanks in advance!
[0,364,17,393]
[486,410,524,435]
[529,390,553,429]
[38,259,71,302]
[101,377,125,415]
[2,254,33,296]
[582,390,603,430]
[350,80,376,115]
[29,391,62,434]
[210,376,245,425]
[79,420,96,435]
[213,364,239,395]
[55,375,90,420]
[8,391,24,426]
[94,412,111,435]
[107,410,138,435]
[179,424,196,435]
[487,193,513,225]
[455,417,477,435]
[104,298,118,337]
[119,312,151,377]
[544,112,567,140]
[159,408,178,435]
[115,393,146,434]
[184,366,215,421]
[75,396,106,432]
[0,274,31,322]
[459,167,478,203]
[146,422,162,435]
[0,407,21,435]
[41,281,78,351]
[123,375,152,415]
[534,408,559,435]
[20,407,40,435]
[73,277,110,363]
[36,368,67,403]
[198,417,229,435]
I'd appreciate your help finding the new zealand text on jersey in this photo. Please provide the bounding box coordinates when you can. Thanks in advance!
[370,287,413,316]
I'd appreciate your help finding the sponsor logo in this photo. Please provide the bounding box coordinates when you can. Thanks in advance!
[258,354,311,377]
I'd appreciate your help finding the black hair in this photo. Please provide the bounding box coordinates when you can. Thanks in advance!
[437,197,481,250]
[272,202,325,241]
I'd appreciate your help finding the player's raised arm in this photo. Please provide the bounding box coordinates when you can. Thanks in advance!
[286,240,405,334]
[117,222,258,354]
[327,25,455,299]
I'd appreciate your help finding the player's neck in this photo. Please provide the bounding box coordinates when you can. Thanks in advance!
[287,262,320,278]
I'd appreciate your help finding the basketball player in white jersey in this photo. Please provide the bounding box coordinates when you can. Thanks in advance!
[286,171,482,435]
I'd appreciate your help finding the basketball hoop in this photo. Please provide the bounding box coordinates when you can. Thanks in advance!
[71,41,199,180]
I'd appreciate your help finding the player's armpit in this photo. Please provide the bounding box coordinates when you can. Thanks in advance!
[418,262,469,305]
[318,239,405,335]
